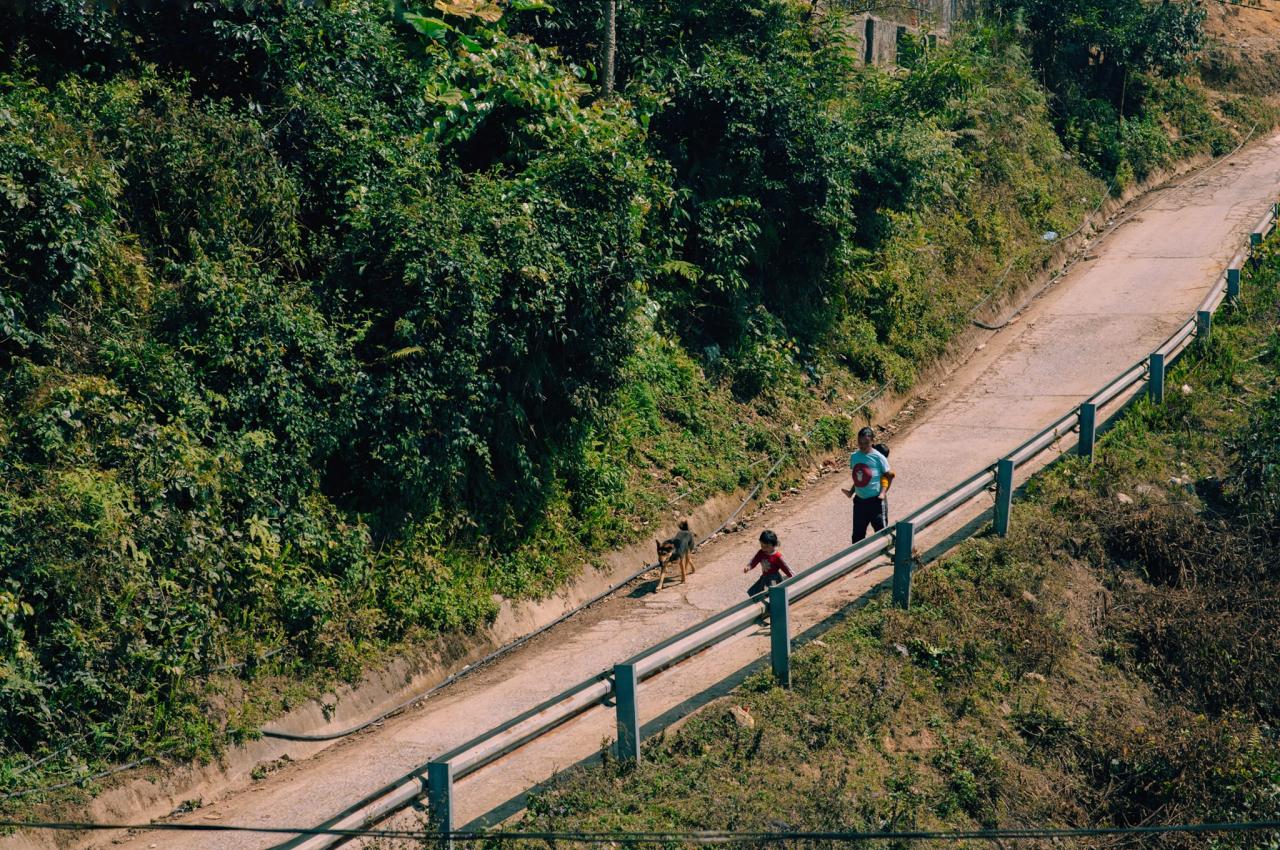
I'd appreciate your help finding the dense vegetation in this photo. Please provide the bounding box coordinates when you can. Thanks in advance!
[509,229,1280,849]
[0,0,1265,806]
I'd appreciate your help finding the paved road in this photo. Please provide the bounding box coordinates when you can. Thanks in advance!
[93,131,1280,849]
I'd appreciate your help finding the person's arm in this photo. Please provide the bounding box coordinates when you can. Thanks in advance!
[881,469,896,496]
[744,550,763,573]
[776,554,793,578]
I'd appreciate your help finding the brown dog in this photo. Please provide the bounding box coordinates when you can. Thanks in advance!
[655,521,696,590]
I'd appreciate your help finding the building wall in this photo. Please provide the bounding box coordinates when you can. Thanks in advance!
[833,0,980,67]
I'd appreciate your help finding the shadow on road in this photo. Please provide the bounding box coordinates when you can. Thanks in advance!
[460,572,893,832]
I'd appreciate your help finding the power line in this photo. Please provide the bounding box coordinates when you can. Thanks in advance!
[3,818,1280,843]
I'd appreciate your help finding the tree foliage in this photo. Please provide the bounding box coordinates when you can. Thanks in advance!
[1,0,660,775]
[0,0,1225,797]
[990,0,1208,176]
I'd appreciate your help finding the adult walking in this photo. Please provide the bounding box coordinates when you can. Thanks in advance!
[844,426,894,543]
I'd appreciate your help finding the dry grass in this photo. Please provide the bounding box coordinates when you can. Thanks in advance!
[494,246,1280,850]
[1201,0,1280,99]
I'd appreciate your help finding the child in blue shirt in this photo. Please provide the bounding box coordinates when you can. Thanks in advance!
[843,426,894,543]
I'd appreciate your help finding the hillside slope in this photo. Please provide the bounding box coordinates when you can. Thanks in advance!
[1202,0,1280,97]
[509,239,1280,847]
[1,0,1275,821]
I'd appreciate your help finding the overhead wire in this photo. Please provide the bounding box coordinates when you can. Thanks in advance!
[3,817,1280,844]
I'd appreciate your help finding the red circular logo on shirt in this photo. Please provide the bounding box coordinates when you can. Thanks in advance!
[852,463,873,488]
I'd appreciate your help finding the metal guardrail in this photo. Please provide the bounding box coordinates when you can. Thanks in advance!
[293,198,1278,850]
[1251,202,1280,249]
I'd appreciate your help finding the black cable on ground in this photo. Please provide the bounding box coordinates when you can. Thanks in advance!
[970,122,1259,332]
[3,818,1280,843]
[260,383,889,743]
[965,174,1119,329]
[0,758,154,801]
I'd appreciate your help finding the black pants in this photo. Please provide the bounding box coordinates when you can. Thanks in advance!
[747,571,785,597]
[852,495,888,543]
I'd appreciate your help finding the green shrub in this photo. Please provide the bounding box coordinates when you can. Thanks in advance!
[0,0,664,787]
[933,737,1004,826]
[0,80,121,358]
[993,0,1208,179]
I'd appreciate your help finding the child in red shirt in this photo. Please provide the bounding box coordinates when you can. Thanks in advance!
[744,529,793,597]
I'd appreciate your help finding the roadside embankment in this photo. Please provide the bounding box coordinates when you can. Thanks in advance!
[505,229,1280,849]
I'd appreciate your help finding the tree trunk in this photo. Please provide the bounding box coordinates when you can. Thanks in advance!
[602,0,617,95]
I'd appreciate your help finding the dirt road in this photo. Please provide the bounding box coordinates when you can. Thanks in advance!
[86,131,1280,850]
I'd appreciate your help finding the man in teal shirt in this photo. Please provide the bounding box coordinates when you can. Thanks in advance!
[844,426,894,543]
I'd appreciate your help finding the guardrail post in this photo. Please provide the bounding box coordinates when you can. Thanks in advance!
[614,663,640,762]
[1077,403,1097,460]
[1149,353,1165,404]
[892,520,915,608]
[994,459,1015,537]
[768,584,791,688]
[1196,309,1212,344]
[427,761,453,850]
[1252,231,1263,249]
[1227,267,1241,303]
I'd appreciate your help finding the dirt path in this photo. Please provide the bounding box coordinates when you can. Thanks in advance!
[74,131,1280,850]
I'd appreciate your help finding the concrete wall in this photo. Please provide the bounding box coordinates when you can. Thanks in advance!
[832,0,980,67]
